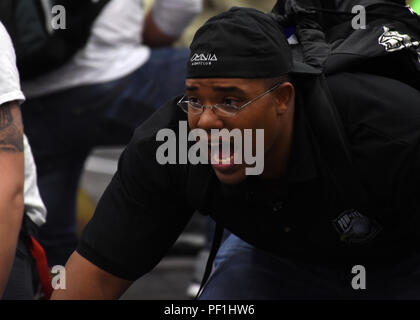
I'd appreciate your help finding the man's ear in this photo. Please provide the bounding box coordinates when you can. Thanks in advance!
[273,82,295,116]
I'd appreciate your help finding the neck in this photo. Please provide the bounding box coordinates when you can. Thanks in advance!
[260,109,295,180]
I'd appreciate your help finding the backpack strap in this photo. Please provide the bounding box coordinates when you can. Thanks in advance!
[195,223,224,300]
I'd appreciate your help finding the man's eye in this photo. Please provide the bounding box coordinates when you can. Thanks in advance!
[188,97,202,107]
[224,98,240,106]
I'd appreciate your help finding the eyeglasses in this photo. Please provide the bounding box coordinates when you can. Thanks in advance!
[177,82,282,117]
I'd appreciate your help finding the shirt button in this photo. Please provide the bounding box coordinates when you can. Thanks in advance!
[272,201,283,213]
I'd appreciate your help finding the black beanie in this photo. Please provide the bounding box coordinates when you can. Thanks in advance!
[186,7,319,79]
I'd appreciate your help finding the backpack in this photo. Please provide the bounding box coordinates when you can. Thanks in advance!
[272,0,420,91]
[0,0,111,80]
[269,0,420,221]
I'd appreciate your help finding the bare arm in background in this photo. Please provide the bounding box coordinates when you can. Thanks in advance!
[0,101,24,298]
[143,0,202,47]
[143,10,178,47]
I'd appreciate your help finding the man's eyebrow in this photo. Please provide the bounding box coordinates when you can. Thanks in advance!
[213,86,247,95]
[185,86,198,92]
[185,85,247,95]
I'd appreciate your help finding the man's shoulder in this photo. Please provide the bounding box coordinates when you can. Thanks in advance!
[131,96,186,145]
[130,95,217,206]
[323,73,420,210]
[122,96,215,202]
[326,72,420,145]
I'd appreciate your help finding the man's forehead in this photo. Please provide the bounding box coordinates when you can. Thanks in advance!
[185,78,264,88]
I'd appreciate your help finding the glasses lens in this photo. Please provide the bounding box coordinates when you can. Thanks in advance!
[214,104,237,117]
[188,101,203,114]
[178,101,202,114]
[178,101,189,113]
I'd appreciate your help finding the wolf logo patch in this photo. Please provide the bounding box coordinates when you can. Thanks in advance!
[332,209,382,245]
[378,26,419,52]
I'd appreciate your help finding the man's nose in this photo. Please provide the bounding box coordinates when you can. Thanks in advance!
[196,107,224,130]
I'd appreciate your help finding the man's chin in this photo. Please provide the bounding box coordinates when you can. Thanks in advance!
[211,164,246,185]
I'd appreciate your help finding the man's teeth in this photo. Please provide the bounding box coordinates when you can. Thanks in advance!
[213,152,234,164]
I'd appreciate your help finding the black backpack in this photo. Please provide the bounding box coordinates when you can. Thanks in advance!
[269,0,420,219]
[0,0,111,80]
[272,0,420,91]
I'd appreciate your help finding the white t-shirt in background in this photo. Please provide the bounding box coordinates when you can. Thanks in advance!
[0,23,25,105]
[23,0,202,98]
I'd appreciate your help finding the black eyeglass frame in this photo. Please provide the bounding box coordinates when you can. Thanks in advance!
[177,82,282,117]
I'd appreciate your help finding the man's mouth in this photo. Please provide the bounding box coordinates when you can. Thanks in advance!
[211,148,235,164]
[208,139,238,168]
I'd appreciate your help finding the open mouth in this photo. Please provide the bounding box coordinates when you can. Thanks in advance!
[208,139,239,168]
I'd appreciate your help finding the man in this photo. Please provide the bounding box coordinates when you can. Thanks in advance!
[21,0,202,267]
[0,22,47,299]
[53,7,420,299]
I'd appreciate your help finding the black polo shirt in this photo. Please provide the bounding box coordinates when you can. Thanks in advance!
[77,72,420,281]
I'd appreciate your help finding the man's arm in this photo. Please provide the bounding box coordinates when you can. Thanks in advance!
[142,10,178,47]
[51,252,132,300]
[0,101,24,298]
[143,0,202,47]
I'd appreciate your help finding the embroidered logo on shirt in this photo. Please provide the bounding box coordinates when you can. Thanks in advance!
[332,209,382,245]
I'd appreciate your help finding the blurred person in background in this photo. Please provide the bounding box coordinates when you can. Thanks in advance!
[408,0,420,13]
[20,0,202,267]
[0,22,48,300]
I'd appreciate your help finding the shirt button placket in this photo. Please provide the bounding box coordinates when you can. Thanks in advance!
[271,201,292,233]
[272,201,283,213]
